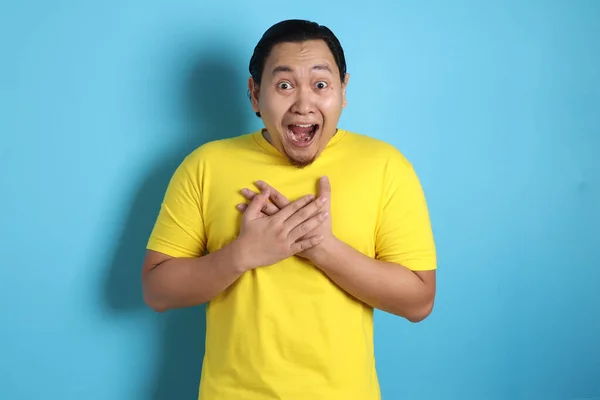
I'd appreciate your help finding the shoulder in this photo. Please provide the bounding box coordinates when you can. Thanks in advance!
[179,133,254,170]
[341,129,414,171]
[341,131,428,207]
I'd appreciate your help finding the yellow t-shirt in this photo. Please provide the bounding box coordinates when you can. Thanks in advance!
[147,129,437,400]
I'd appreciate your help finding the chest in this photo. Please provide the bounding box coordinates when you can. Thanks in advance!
[201,167,382,257]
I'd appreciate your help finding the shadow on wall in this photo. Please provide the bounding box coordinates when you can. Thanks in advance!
[104,45,251,400]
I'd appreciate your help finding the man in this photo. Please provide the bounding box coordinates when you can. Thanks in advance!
[142,19,437,400]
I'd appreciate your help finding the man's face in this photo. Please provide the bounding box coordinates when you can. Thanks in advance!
[249,39,349,167]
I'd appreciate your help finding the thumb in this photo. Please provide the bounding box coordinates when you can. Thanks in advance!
[244,188,270,219]
[319,176,331,201]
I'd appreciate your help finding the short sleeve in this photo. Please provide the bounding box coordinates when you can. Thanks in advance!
[146,154,207,258]
[375,152,437,271]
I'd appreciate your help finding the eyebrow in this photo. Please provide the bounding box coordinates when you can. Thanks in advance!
[271,64,333,76]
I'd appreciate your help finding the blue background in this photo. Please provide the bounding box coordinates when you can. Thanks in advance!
[1,1,599,399]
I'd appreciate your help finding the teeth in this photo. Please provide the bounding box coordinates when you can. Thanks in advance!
[293,124,315,128]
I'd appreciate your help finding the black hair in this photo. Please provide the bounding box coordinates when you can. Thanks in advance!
[248,19,347,117]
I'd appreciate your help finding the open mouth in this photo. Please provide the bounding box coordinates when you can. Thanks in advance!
[286,123,319,147]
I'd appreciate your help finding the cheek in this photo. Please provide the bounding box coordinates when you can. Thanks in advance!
[319,95,343,118]
[324,89,343,106]
[261,94,289,118]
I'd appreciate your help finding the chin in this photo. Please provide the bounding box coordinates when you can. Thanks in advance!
[282,146,317,168]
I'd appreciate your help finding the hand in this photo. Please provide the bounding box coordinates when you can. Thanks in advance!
[235,187,329,271]
[236,176,334,262]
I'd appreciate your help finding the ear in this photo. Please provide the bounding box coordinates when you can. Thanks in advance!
[341,73,350,108]
[248,77,260,113]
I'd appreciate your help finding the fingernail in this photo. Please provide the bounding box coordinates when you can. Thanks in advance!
[321,212,329,219]
[319,197,327,204]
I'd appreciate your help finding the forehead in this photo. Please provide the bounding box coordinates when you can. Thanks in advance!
[264,40,339,77]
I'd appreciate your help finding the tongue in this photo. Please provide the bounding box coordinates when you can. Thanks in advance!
[289,125,313,141]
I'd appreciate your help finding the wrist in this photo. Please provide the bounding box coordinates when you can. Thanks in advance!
[228,237,255,273]
[307,236,343,268]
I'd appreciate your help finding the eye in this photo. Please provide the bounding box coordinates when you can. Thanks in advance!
[315,81,328,89]
[278,81,293,90]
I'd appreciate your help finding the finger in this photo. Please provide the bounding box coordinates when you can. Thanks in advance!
[237,203,267,218]
[283,196,327,230]
[244,188,270,219]
[318,176,331,204]
[256,180,291,208]
[288,211,328,242]
[289,235,325,254]
[240,188,257,201]
[273,193,315,222]
[241,189,279,215]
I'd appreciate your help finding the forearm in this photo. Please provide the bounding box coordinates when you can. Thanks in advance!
[311,239,435,322]
[143,240,247,312]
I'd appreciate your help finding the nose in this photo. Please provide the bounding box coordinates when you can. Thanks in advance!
[290,85,315,115]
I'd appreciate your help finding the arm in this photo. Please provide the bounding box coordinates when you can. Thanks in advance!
[309,238,435,322]
[311,160,437,321]
[141,152,216,312]
[301,175,435,321]
[142,241,247,312]
[305,171,435,321]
